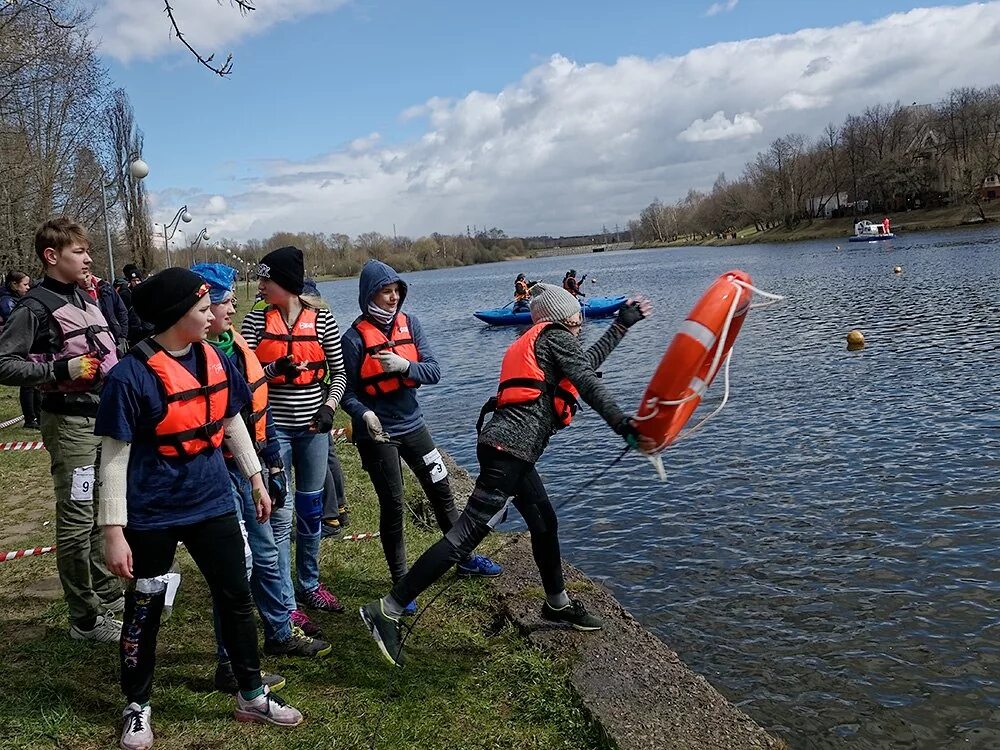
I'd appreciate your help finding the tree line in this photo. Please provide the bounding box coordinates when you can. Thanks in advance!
[630,86,1000,244]
[0,1,153,278]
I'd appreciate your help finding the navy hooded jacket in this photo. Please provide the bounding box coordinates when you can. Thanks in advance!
[340,260,441,438]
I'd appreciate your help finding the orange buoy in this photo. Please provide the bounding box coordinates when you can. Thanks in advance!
[635,270,753,450]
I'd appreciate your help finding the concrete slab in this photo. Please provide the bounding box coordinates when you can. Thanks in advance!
[490,534,788,750]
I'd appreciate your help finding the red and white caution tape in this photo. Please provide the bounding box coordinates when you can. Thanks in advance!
[1,545,56,563]
[0,440,46,451]
[342,531,380,542]
[0,415,25,430]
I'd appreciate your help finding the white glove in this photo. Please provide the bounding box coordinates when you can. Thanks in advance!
[362,411,389,443]
[376,351,410,374]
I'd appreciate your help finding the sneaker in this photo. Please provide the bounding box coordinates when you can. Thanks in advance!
[290,609,323,638]
[119,702,153,750]
[298,583,344,613]
[234,686,303,727]
[402,599,417,617]
[103,596,126,616]
[321,518,342,538]
[213,662,287,694]
[359,600,404,667]
[337,504,350,528]
[70,614,122,643]
[456,554,503,578]
[264,627,332,658]
[23,420,40,430]
[540,599,604,631]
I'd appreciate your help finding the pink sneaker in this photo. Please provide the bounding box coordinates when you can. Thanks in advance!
[290,609,323,638]
[298,583,345,613]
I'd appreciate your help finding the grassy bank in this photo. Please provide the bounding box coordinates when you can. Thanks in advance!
[638,203,1000,249]
[0,386,605,750]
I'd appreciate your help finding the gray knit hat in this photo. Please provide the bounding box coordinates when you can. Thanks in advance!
[529,282,581,324]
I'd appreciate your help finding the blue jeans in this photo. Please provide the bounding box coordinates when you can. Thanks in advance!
[272,427,328,608]
[214,468,292,660]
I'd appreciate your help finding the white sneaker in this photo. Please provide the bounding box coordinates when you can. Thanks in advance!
[234,686,303,727]
[103,596,126,616]
[119,702,153,750]
[70,614,122,643]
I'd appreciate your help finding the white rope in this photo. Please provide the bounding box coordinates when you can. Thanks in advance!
[638,276,783,479]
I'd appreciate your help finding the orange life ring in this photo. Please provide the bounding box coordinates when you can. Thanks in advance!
[636,270,753,449]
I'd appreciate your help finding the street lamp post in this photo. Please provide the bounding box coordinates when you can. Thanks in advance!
[190,227,211,266]
[101,156,149,278]
[161,205,193,266]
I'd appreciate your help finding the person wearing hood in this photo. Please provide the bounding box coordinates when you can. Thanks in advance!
[96,267,303,748]
[341,261,502,611]
[0,270,42,428]
[241,246,348,631]
[360,283,655,667]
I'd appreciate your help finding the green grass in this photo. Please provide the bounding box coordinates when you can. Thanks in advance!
[0,386,607,750]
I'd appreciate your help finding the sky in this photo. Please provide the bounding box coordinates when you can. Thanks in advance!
[92,0,1000,242]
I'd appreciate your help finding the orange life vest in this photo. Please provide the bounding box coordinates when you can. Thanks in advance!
[354,312,419,397]
[254,306,327,386]
[514,279,530,301]
[133,340,229,458]
[231,331,269,449]
[496,322,580,429]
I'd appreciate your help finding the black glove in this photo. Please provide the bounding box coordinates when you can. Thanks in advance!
[614,417,642,450]
[267,355,297,378]
[310,404,336,433]
[615,301,646,329]
[267,470,287,510]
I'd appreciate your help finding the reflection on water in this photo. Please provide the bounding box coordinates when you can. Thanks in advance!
[319,227,1000,749]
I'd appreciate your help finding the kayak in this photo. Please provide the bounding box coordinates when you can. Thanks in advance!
[474,295,627,326]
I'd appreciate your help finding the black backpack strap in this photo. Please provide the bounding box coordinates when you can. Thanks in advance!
[476,396,498,434]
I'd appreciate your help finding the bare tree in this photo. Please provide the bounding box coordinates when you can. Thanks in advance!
[106,88,153,273]
[162,0,256,77]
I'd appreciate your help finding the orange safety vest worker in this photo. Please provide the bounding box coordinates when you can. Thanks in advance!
[354,312,420,396]
[254,306,327,386]
[495,321,580,429]
[231,330,269,449]
[133,339,229,458]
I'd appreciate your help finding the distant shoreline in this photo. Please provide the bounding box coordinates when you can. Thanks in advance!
[640,204,1000,249]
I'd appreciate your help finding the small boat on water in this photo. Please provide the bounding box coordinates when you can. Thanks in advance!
[849,219,895,242]
[473,295,627,326]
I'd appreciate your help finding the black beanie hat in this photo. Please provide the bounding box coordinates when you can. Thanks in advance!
[257,246,305,295]
[132,267,210,334]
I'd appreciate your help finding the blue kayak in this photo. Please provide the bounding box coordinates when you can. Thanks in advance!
[474,295,627,326]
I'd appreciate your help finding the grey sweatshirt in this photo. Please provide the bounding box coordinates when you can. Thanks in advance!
[479,322,630,463]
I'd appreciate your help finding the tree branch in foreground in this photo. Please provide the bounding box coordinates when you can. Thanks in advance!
[162,0,257,77]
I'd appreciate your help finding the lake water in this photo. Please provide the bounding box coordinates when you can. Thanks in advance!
[317,227,1000,749]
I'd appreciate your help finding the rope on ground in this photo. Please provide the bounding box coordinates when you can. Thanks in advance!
[342,531,380,542]
[0,415,25,430]
[1,545,56,563]
[0,440,45,451]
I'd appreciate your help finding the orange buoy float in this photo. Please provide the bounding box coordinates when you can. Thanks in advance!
[635,270,753,451]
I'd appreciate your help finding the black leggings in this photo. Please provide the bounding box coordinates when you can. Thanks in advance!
[391,444,563,606]
[19,387,40,423]
[121,512,261,705]
[358,425,459,582]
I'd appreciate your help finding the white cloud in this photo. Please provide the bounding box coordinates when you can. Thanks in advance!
[204,195,228,214]
[678,111,763,142]
[707,0,739,17]
[94,0,348,62]
[158,2,1000,239]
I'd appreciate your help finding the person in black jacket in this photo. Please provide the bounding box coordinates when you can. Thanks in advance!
[79,270,129,348]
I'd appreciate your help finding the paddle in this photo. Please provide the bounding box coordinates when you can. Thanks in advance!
[498,281,539,310]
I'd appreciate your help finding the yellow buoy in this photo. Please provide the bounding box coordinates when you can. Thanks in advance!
[893,266,902,274]
[847,329,865,351]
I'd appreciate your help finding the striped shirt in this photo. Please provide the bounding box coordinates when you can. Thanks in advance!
[241,305,347,430]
